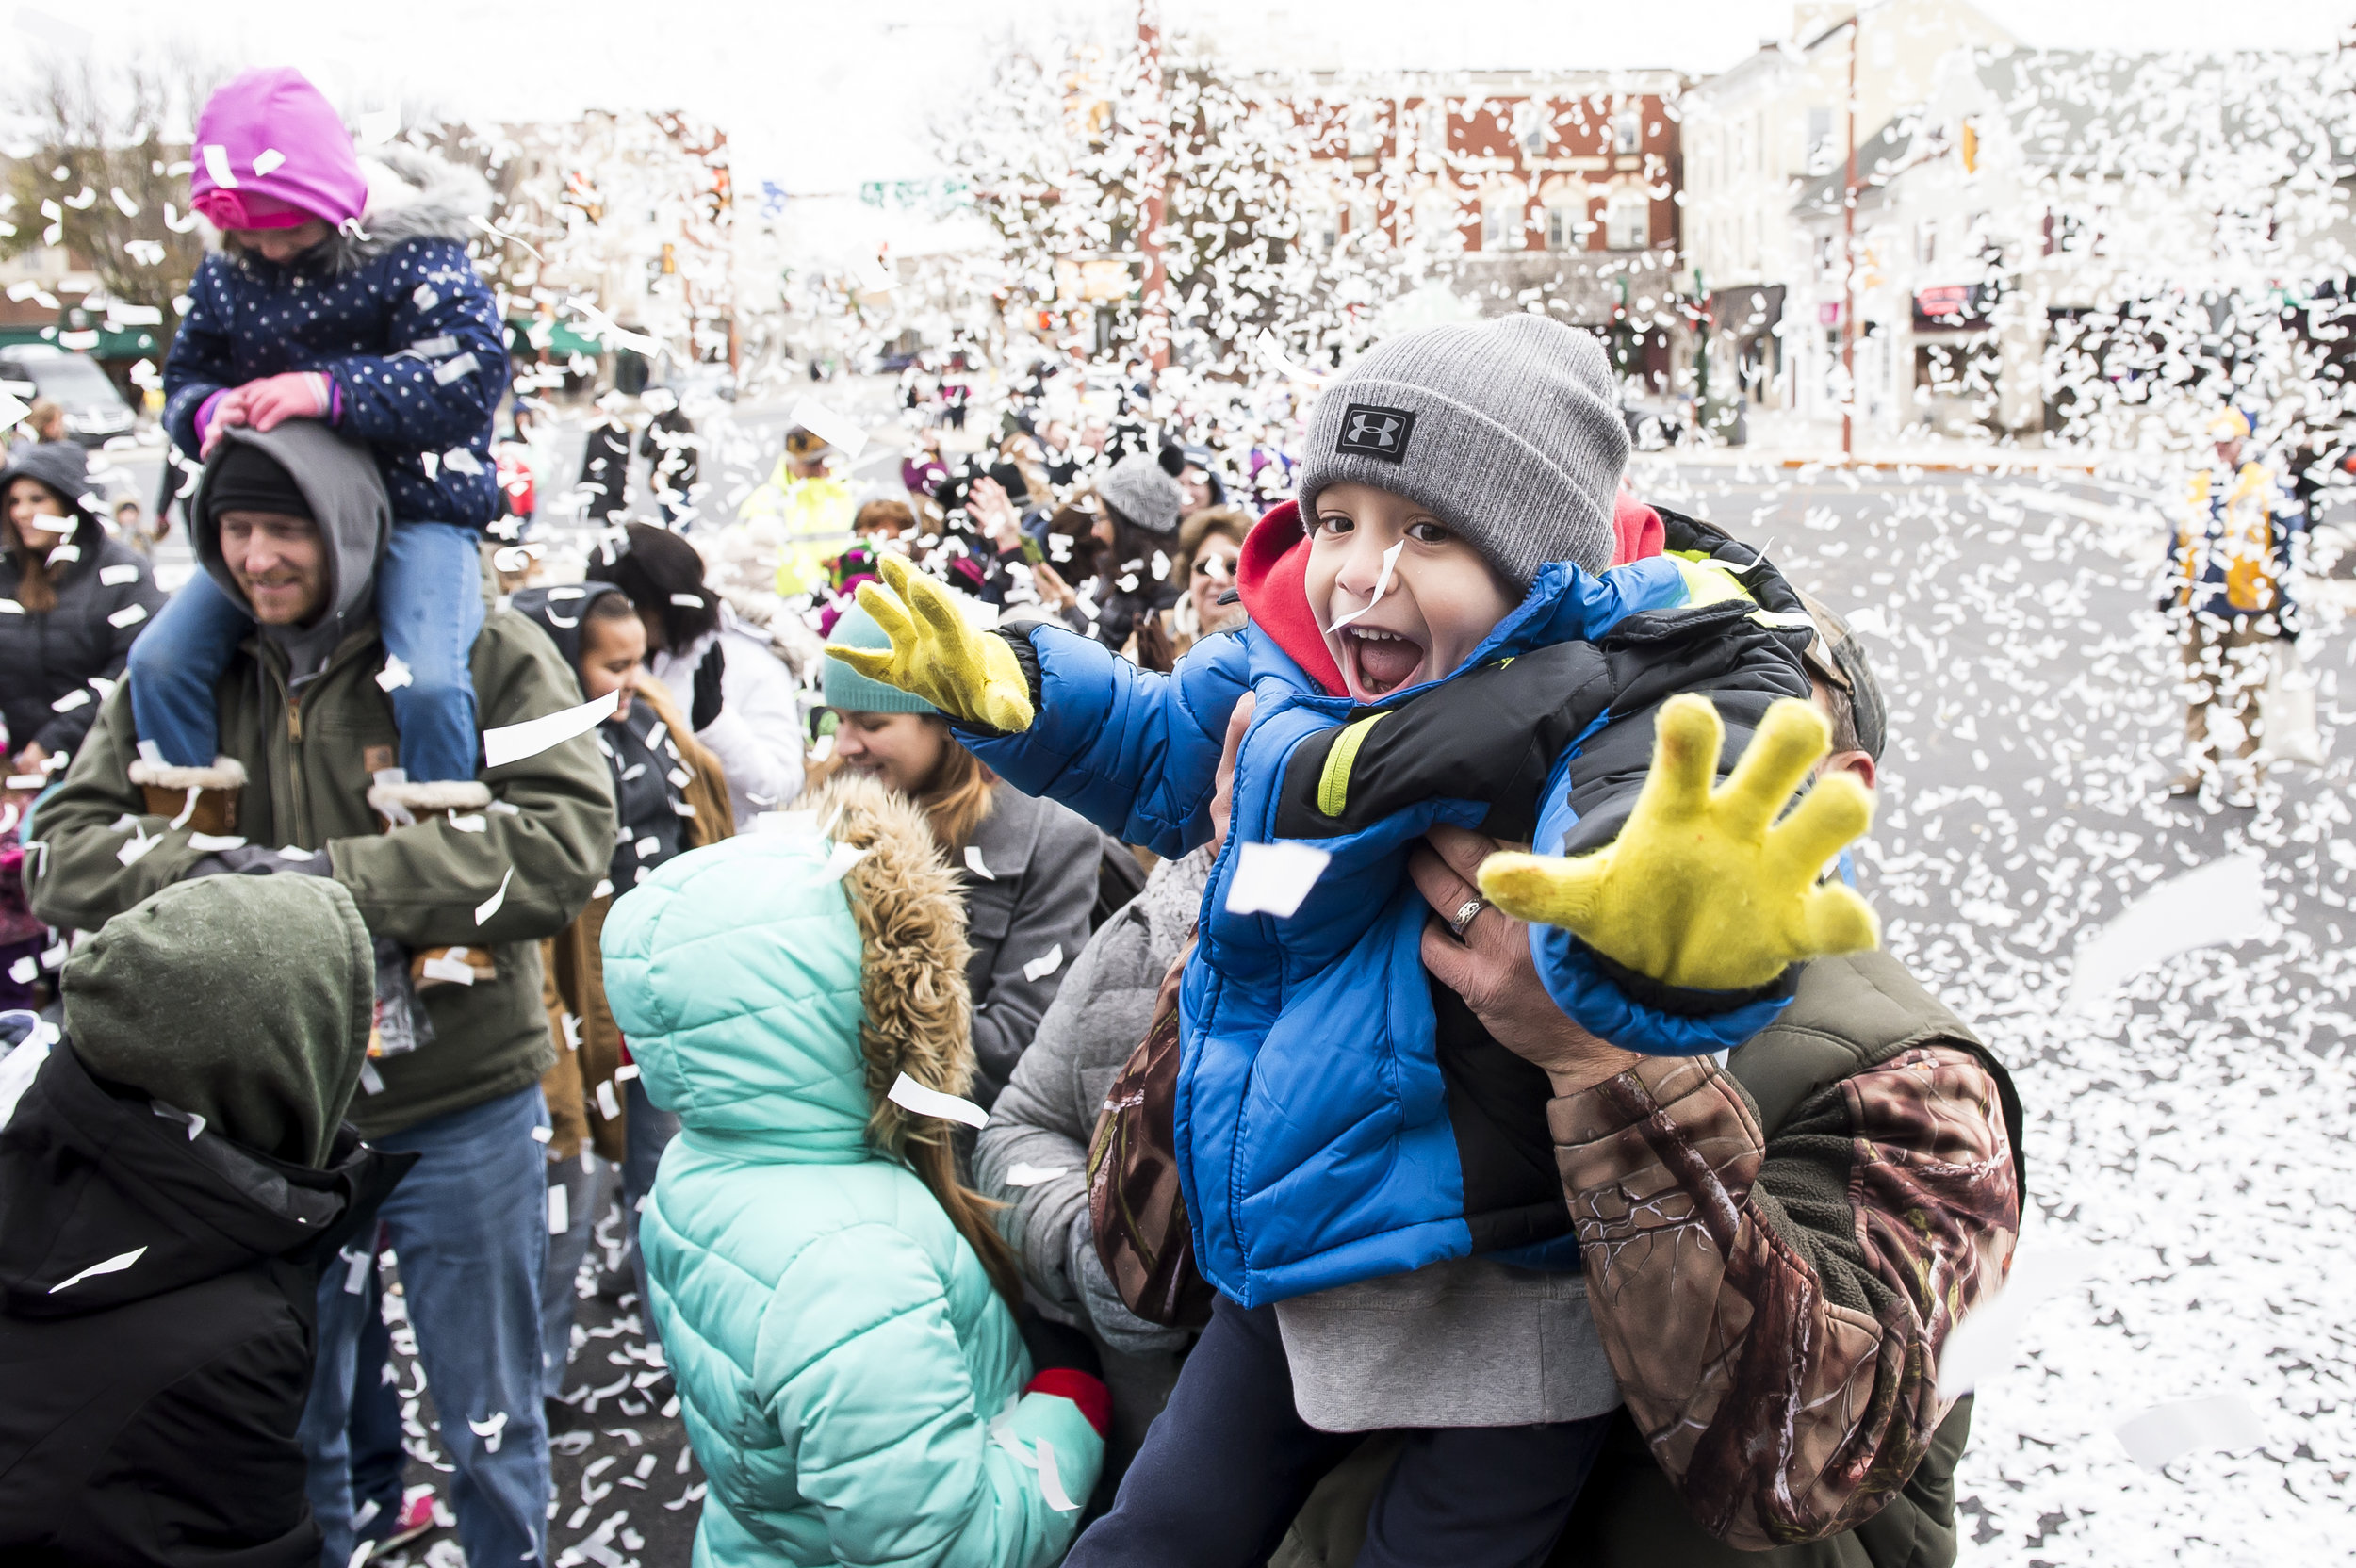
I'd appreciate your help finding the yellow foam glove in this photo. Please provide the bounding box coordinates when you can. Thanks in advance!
[1479,694,1877,992]
[824,554,1036,733]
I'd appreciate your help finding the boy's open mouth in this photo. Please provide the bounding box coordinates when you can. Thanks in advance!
[1342,627,1426,697]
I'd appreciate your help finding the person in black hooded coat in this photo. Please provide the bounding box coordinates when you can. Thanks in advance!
[0,872,409,1567]
[0,440,165,778]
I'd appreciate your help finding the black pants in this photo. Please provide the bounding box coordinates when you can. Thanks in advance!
[1067,1295,1612,1568]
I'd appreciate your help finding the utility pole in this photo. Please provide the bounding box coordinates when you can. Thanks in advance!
[1841,14,1858,463]
[1136,0,1171,372]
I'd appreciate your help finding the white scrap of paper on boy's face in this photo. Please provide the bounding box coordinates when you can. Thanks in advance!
[2067,853,2274,1010]
[483,689,619,768]
[1225,841,1333,919]
[1325,540,1405,632]
[789,397,868,462]
[1005,1163,1070,1187]
[888,1070,989,1129]
[1033,1435,1079,1511]
[1023,945,1064,982]
[473,867,514,926]
[1937,1246,2102,1396]
[2114,1393,2267,1471]
[49,1245,147,1294]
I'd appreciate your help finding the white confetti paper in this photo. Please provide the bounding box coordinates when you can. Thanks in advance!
[965,845,995,879]
[888,1071,989,1129]
[2115,1394,2267,1471]
[49,1245,146,1294]
[2067,854,2275,1009]
[473,867,514,926]
[376,655,414,692]
[1224,841,1332,918]
[483,690,619,767]
[1023,945,1065,982]
[787,396,869,461]
[1005,1163,1070,1187]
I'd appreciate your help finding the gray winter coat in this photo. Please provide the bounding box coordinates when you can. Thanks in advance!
[959,778,1108,1104]
[0,443,164,765]
[975,846,1212,1477]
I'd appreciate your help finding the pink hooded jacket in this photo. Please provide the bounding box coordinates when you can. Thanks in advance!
[188,68,368,232]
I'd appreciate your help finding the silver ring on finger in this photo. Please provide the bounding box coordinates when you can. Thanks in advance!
[1447,897,1487,939]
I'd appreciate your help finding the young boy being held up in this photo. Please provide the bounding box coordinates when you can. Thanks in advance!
[830,316,1876,1566]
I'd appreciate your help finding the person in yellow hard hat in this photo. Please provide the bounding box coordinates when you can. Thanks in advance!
[739,426,855,596]
[2164,406,2303,804]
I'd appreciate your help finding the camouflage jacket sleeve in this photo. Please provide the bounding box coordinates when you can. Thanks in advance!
[1552,1047,2020,1549]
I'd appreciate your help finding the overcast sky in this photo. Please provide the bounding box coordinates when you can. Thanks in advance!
[4,0,2345,192]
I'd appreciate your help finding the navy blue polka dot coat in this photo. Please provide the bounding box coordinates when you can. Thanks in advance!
[162,152,510,531]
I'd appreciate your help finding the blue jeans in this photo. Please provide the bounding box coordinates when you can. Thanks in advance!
[539,1078,680,1399]
[619,1076,679,1326]
[298,1084,551,1568]
[540,1151,607,1400]
[129,520,484,781]
[349,1250,409,1536]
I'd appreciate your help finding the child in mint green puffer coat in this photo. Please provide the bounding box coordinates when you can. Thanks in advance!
[600,774,1107,1568]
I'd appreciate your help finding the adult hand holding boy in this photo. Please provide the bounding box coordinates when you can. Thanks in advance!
[1413,824,1642,1095]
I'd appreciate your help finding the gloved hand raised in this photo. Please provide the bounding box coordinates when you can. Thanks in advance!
[825,553,1036,734]
[1478,694,1877,993]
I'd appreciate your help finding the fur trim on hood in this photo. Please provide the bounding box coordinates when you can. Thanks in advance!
[325,147,491,271]
[794,772,977,1162]
[209,145,488,273]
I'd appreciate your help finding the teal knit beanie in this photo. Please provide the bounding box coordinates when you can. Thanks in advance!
[823,603,941,715]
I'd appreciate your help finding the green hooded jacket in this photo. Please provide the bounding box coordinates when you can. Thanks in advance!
[26,421,614,1138]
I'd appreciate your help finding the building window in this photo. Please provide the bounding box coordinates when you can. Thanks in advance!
[1806,106,1834,172]
[1613,106,1642,155]
[1513,100,1551,157]
[1603,183,1649,251]
[1481,190,1523,251]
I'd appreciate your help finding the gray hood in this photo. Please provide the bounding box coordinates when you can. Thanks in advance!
[192,422,390,662]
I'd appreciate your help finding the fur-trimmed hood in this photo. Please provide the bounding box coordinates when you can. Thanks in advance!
[215,146,490,275]
[598,773,975,1158]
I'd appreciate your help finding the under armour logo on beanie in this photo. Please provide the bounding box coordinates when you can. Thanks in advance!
[1297,315,1629,587]
[1337,404,1416,463]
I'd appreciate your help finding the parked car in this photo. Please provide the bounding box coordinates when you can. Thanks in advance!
[0,345,138,446]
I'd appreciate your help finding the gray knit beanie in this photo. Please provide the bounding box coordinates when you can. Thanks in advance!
[1096,452,1186,537]
[1297,314,1628,584]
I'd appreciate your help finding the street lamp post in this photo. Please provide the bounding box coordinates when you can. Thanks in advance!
[1136,0,1171,371]
[1841,15,1858,462]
